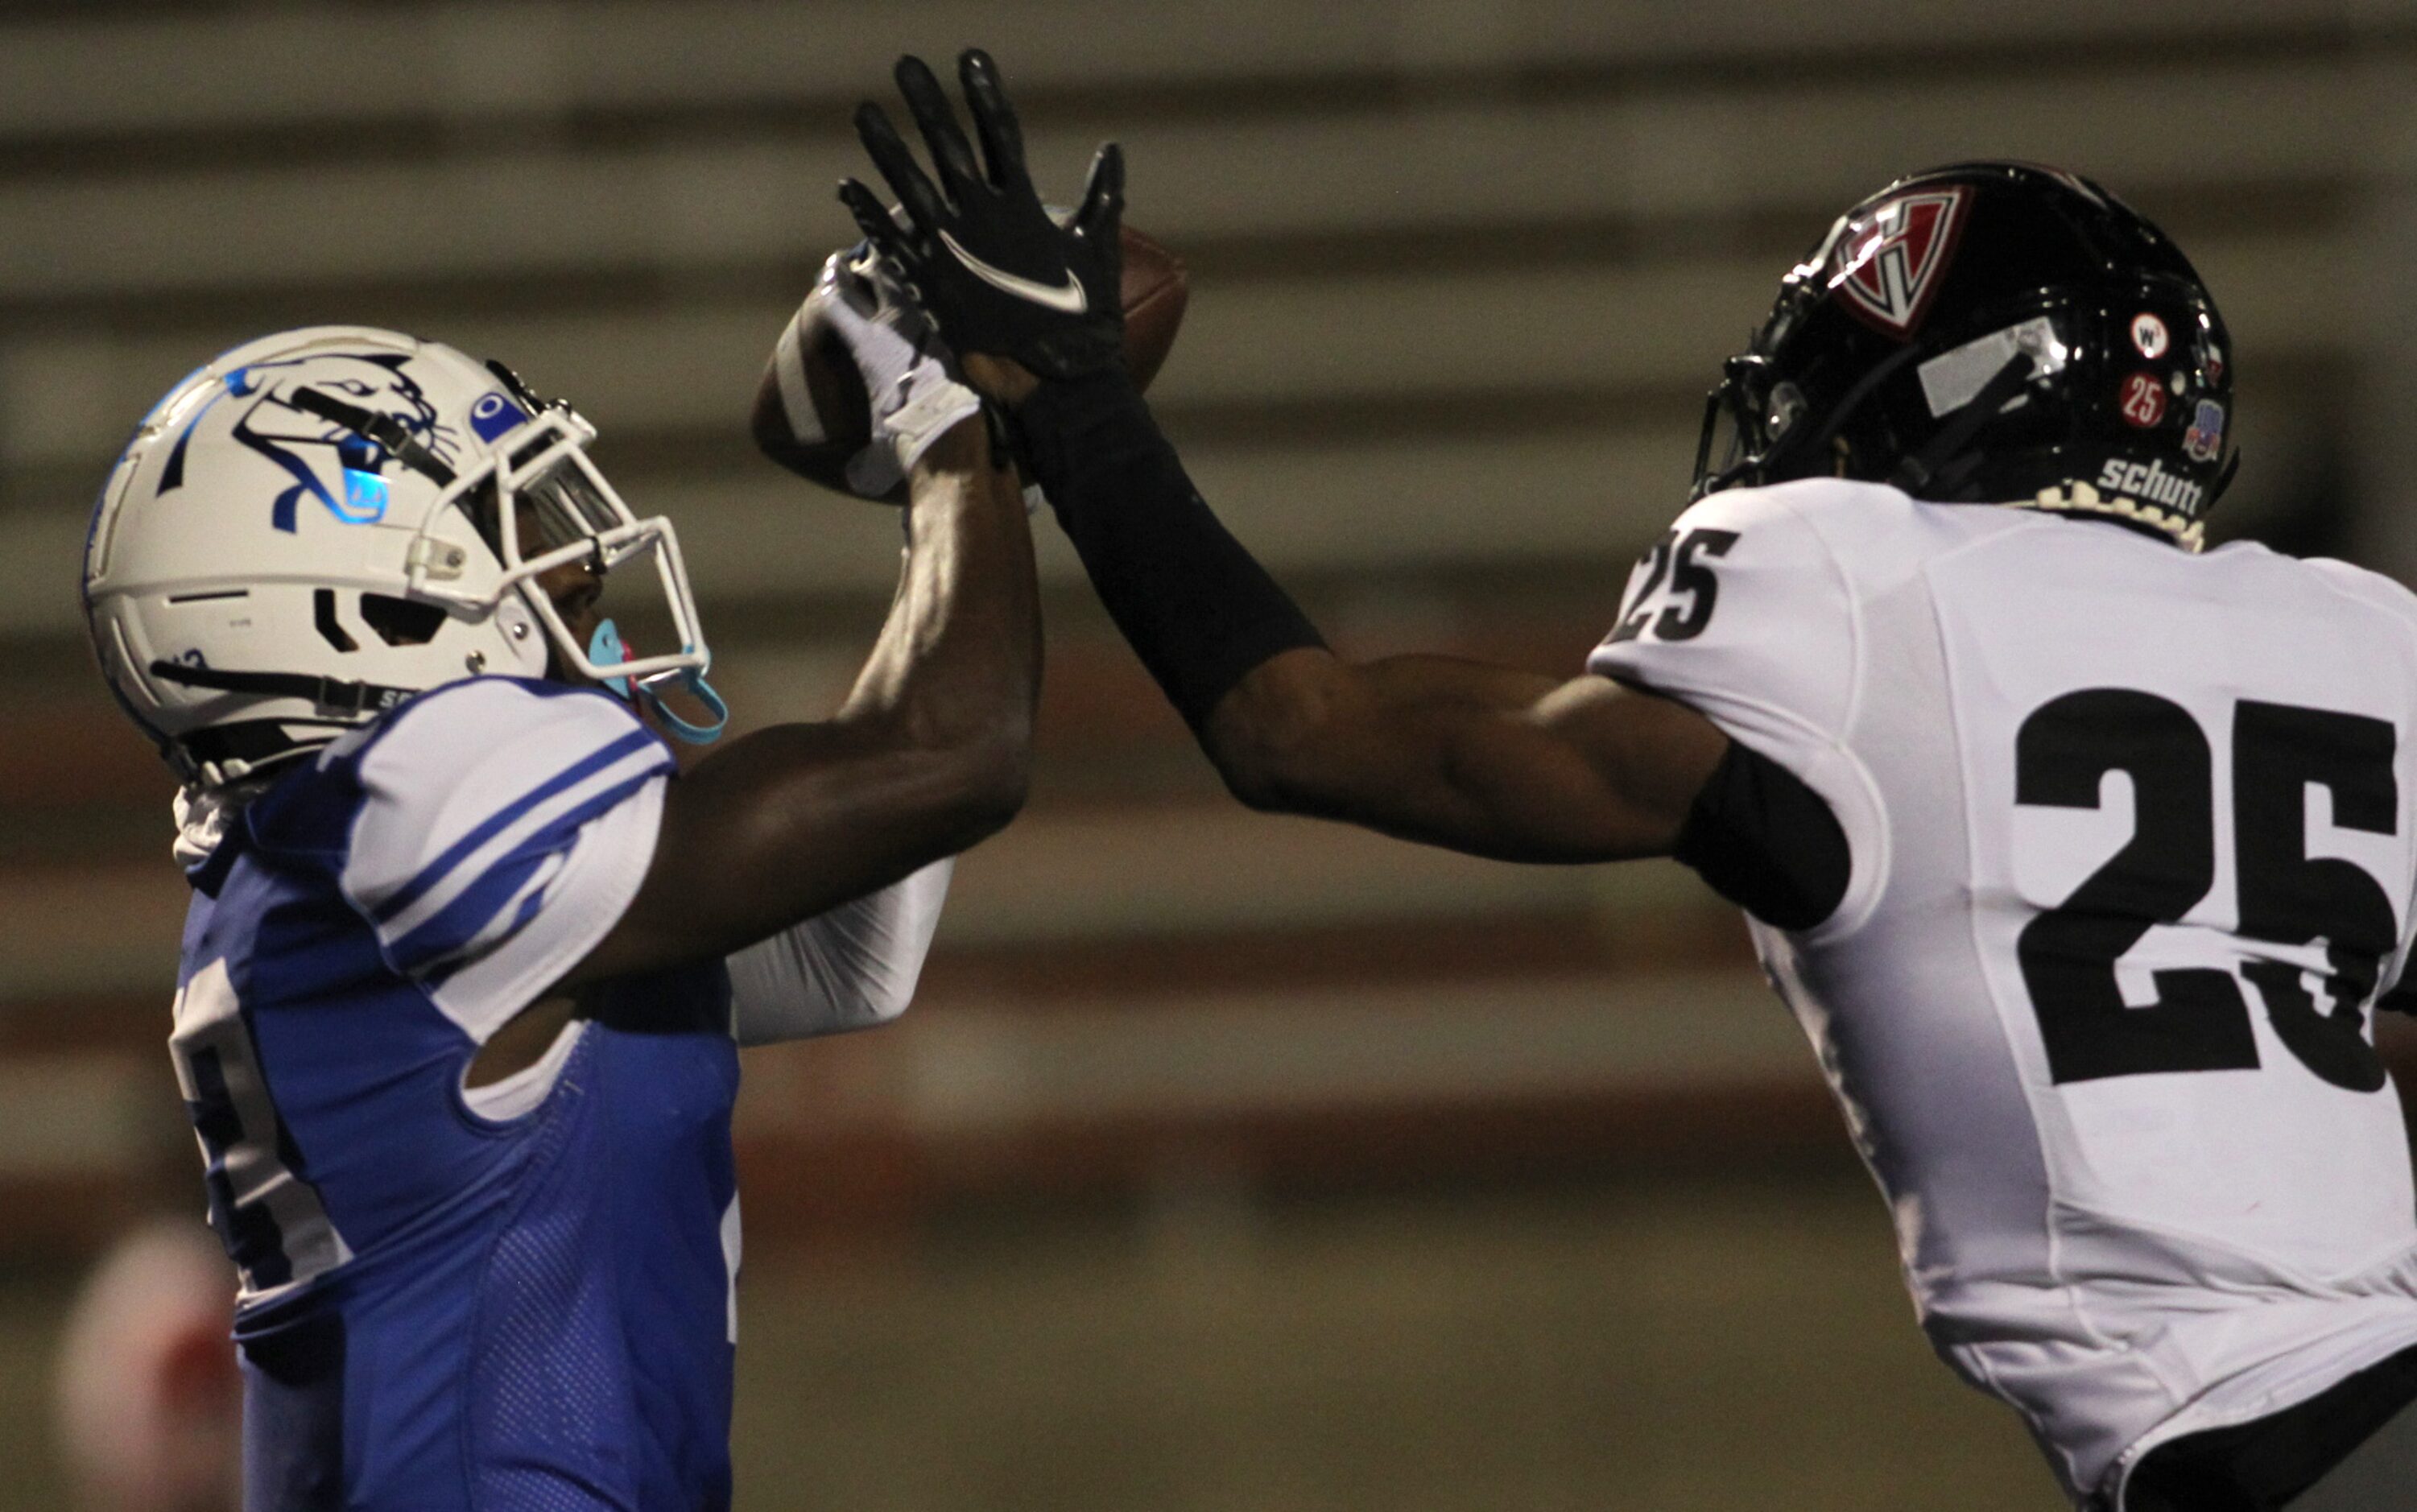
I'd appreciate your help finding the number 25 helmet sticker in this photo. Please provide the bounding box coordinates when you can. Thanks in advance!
[2120,372,2167,428]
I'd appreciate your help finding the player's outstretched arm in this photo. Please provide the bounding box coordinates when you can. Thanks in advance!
[978,358,1727,862]
[997,376,1853,931]
[1204,647,1726,863]
[560,411,1038,990]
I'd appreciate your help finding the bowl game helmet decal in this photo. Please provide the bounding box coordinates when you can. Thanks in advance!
[1693,162,2237,550]
[85,326,715,786]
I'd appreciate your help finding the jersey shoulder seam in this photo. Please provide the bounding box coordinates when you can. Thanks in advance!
[1758,486,1871,739]
[1761,490,1889,940]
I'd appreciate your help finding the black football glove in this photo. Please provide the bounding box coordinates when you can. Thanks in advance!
[838,49,1125,382]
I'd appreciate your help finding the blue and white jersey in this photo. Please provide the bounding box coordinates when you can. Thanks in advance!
[173,676,719,1511]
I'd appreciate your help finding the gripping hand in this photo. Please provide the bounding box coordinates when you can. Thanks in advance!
[804,246,981,491]
[838,50,1126,381]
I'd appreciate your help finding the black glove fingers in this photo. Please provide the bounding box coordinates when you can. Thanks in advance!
[893,54,985,201]
[853,101,950,234]
[836,178,916,271]
[1072,142,1126,242]
[842,51,1126,382]
[957,49,1027,189]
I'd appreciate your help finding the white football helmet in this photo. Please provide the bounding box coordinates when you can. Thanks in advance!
[85,325,717,787]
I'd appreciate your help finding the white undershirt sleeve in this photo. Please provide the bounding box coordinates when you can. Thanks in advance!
[726,857,955,1046]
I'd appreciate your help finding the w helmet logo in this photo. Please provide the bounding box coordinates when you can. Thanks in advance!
[1830,188,1969,339]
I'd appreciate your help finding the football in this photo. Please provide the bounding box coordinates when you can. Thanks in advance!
[752,223,1189,500]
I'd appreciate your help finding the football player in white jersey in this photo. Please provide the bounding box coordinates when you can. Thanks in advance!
[844,52,2417,1512]
[81,245,1037,1508]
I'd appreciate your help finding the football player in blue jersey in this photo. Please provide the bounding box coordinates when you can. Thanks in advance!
[81,248,1038,1506]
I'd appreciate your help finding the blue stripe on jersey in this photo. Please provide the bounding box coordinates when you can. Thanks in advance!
[423,886,552,994]
[383,769,662,977]
[369,727,660,928]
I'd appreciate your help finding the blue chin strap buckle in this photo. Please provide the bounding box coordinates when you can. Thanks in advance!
[588,618,729,745]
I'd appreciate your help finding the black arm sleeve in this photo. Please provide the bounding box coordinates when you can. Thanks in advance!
[1671,738,1852,932]
[1015,371,1326,732]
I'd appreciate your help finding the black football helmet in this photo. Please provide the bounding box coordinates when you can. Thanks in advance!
[1692,162,2236,549]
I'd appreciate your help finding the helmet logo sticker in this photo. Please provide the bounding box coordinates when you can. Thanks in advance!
[163,353,457,532]
[1831,187,1969,339]
[341,468,390,523]
[2130,312,2170,359]
[2120,372,2168,428]
[2184,399,2227,462]
[469,391,529,443]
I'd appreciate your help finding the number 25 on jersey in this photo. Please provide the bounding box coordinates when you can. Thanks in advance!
[2017,691,2399,1093]
[1609,528,1739,645]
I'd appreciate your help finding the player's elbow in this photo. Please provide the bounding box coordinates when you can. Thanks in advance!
[1202,675,1340,817]
[954,755,1030,845]
[851,699,1031,851]
[1209,737,1299,814]
[928,722,1032,846]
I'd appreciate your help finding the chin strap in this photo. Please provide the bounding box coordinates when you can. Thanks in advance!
[287,387,458,487]
[589,619,728,745]
[149,658,416,716]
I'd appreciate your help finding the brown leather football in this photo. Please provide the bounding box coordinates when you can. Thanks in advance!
[752,223,1188,500]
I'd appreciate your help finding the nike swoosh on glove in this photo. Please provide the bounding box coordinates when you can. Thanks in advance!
[838,48,1125,382]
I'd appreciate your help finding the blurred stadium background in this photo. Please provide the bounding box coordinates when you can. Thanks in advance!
[3,1,2416,1506]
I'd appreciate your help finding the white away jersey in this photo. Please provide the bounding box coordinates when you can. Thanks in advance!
[1592,480,2417,1506]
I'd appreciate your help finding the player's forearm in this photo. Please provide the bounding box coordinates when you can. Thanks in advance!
[1010,376,1558,822]
[1204,647,1519,840]
[1017,370,1326,732]
[840,415,1041,780]
[1205,651,1714,863]
[1353,654,1564,714]
[572,425,1035,980]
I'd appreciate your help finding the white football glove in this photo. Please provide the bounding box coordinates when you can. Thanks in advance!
[773,246,982,495]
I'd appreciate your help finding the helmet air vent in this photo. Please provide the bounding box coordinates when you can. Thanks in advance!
[313,589,357,653]
[360,593,445,647]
